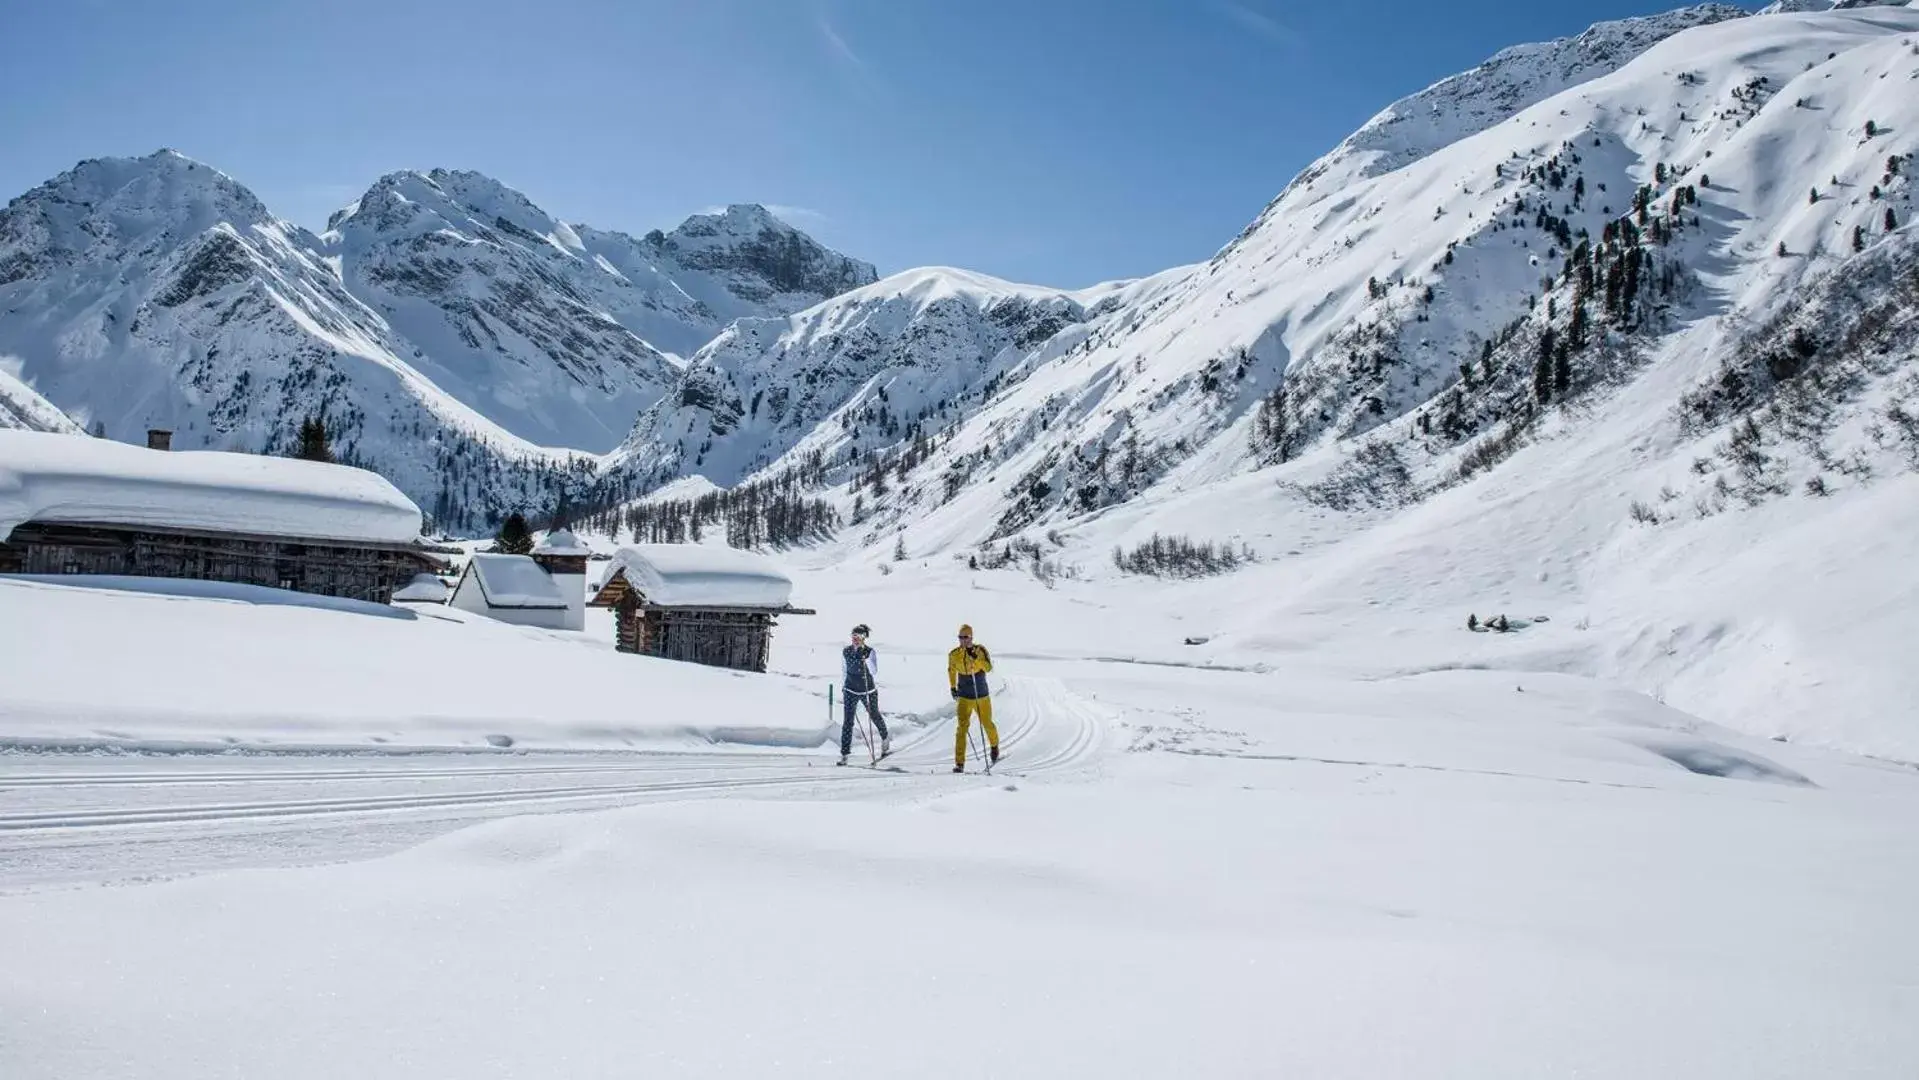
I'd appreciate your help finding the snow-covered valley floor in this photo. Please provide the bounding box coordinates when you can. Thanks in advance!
[2,568,1917,1078]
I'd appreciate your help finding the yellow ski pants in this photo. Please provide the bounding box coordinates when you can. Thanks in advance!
[955,697,998,766]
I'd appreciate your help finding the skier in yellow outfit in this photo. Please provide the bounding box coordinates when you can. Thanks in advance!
[948,624,999,772]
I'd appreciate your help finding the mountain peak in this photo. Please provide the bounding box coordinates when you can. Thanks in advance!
[669,203,795,241]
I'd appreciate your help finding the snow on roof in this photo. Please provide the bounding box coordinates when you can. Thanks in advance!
[0,430,422,545]
[533,527,593,557]
[600,544,794,609]
[391,573,450,603]
[461,553,567,609]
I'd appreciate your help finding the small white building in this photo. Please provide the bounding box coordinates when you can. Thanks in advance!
[448,553,571,628]
[445,528,593,630]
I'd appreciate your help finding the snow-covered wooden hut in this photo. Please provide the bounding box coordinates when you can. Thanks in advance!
[587,544,813,672]
[0,430,443,602]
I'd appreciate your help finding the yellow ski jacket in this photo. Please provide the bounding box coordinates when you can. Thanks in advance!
[948,644,993,700]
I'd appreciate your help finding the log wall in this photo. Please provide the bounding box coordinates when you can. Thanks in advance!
[0,522,434,603]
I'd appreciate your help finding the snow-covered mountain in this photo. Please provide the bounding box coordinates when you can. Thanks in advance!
[0,150,588,528]
[604,267,1165,489]
[321,168,682,452]
[576,204,878,360]
[0,152,873,526]
[1272,3,1748,200]
[322,174,875,451]
[0,365,82,434]
[788,2,1919,544]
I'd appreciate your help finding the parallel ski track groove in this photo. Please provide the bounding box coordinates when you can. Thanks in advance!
[0,757,807,789]
[0,772,877,832]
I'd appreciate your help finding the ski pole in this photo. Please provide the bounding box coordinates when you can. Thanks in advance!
[856,690,876,765]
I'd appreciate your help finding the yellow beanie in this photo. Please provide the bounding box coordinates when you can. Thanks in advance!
[958,623,973,637]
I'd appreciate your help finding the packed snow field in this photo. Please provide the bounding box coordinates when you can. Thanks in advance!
[3,554,1918,1078]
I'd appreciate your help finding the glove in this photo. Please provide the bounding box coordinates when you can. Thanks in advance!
[966,646,979,659]
[950,687,962,700]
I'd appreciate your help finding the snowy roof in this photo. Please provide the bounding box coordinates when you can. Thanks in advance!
[533,527,593,557]
[459,553,567,609]
[596,544,794,609]
[0,430,423,545]
[391,572,450,603]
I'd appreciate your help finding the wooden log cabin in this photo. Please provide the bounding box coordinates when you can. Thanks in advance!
[0,429,444,603]
[587,544,813,673]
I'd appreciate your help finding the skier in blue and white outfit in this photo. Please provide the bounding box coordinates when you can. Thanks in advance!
[839,624,889,765]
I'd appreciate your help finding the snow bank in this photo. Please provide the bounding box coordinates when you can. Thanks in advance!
[0,576,827,752]
[462,553,566,608]
[602,544,795,608]
[0,430,421,544]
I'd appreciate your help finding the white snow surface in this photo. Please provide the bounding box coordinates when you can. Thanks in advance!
[0,364,82,434]
[0,428,422,543]
[599,543,795,608]
[1,556,1916,1077]
[460,553,567,608]
[0,573,824,751]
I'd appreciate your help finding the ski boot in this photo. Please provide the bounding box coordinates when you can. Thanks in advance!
[837,753,849,767]
[990,745,1000,765]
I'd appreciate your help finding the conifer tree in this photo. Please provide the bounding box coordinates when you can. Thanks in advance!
[1534,328,1557,404]
[295,415,333,463]
[493,512,534,555]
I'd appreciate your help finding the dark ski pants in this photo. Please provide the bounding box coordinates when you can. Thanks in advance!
[841,689,887,755]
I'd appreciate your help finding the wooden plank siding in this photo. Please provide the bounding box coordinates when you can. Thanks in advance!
[599,567,808,673]
[0,521,443,604]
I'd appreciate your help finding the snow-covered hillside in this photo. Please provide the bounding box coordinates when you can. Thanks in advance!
[605,267,1172,488]
[0,363,81,433]
[1274,3,1747,199]
[632,3,1918,760]
[745,3,1916,543]
[578,204,878,360]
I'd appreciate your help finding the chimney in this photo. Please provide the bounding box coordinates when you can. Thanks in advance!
[147,429,172,451]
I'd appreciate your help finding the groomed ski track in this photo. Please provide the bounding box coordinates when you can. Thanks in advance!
[0,677,1112,889]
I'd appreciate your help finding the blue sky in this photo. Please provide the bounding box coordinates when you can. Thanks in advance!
[0,1,1753,287]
